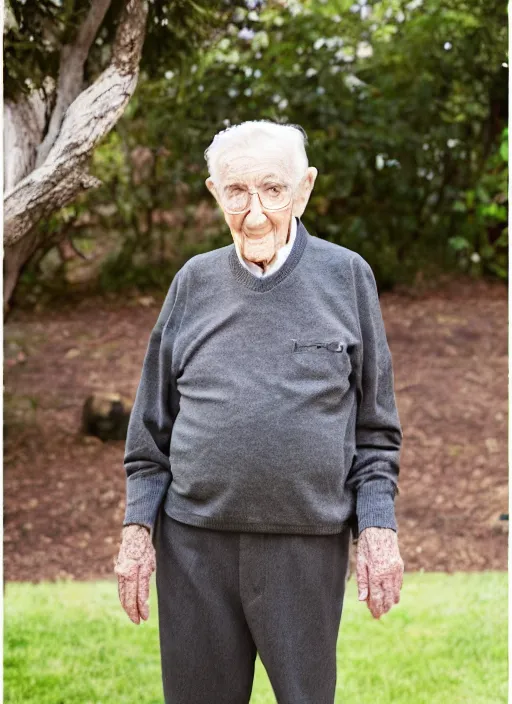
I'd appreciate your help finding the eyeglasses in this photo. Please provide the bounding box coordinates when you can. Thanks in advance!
[219,183,293,214]
[219,172,306,214]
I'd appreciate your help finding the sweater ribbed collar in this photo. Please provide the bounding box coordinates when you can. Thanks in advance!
[228,218,309,292]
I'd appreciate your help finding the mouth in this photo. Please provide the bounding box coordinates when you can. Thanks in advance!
[243,227,273,239]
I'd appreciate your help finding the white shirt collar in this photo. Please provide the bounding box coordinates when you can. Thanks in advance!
[234,217,298,278]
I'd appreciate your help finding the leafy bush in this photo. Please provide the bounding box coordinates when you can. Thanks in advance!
[20,0,508,296]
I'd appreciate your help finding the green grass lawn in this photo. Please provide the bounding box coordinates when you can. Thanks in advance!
[4,572,507,704]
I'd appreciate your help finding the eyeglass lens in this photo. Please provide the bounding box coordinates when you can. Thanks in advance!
[222,184,292,212]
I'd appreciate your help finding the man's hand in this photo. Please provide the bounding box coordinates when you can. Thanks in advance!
[356,527,404,619]
[114,524,156,624]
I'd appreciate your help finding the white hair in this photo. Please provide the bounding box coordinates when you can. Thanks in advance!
[204,120,309,186]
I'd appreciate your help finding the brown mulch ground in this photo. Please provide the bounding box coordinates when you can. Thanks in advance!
[4,274,508,582]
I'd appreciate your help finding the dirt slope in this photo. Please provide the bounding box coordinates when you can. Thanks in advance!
[4,275,508,582]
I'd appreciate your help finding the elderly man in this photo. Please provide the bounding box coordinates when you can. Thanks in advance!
[114,119,404,704]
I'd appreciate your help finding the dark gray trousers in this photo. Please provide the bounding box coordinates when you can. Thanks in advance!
[153,508,352,704]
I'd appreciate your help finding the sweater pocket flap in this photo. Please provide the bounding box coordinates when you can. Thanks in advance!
[291,338,345,353]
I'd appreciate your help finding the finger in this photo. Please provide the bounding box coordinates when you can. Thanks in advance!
[137,568,151,621]
[117,576,137,624]
[118,565,141,624]
[138,547,156,620]
[395,560,405,592]
[139,601,149,621]
[116,573,124,612]
[114,560,133,612]
[386,563,405,608]
[369,595,384,619]
[368,581,385,619]
[379,574,396,601]
[375,564,402,600]
[356,555,369,601]
[380,588,395,615]
[381,570,401,608]
[371,601,385,619]
[389,565,403,602]
[120,578,140,624]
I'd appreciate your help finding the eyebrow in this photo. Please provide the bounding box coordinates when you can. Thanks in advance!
[223,173,287,188]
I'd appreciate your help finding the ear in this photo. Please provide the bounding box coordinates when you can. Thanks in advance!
[205,177,221,207]
[292,166,318,218]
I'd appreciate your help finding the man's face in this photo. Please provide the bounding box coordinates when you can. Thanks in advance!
[206,141,317,269]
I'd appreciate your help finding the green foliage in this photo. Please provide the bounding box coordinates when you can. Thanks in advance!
[93,0,506,289]
[15,0,508,296]
[448,127,508,279]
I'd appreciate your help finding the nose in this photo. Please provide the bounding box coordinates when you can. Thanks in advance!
[244,192,267,226]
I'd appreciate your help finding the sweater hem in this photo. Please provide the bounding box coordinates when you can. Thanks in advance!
[164,505,350,535]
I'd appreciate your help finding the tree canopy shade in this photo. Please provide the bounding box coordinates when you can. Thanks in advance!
[4,0,237,100]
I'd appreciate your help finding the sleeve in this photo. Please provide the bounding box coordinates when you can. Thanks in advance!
[345,254,403,538]
[122,268,185,529]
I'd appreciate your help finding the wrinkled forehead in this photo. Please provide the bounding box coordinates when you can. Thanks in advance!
[216,144,296,186]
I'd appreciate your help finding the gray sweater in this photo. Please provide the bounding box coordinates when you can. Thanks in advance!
[123,218,402,540]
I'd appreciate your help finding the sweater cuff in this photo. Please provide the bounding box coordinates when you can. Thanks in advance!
[356,477,398,536]
[123,471,171,529]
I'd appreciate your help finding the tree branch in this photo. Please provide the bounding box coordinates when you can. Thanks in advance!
[4,0,148,248]
[35,0,113,167]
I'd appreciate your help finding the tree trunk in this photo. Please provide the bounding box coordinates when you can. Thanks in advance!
[3,0,148,317]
